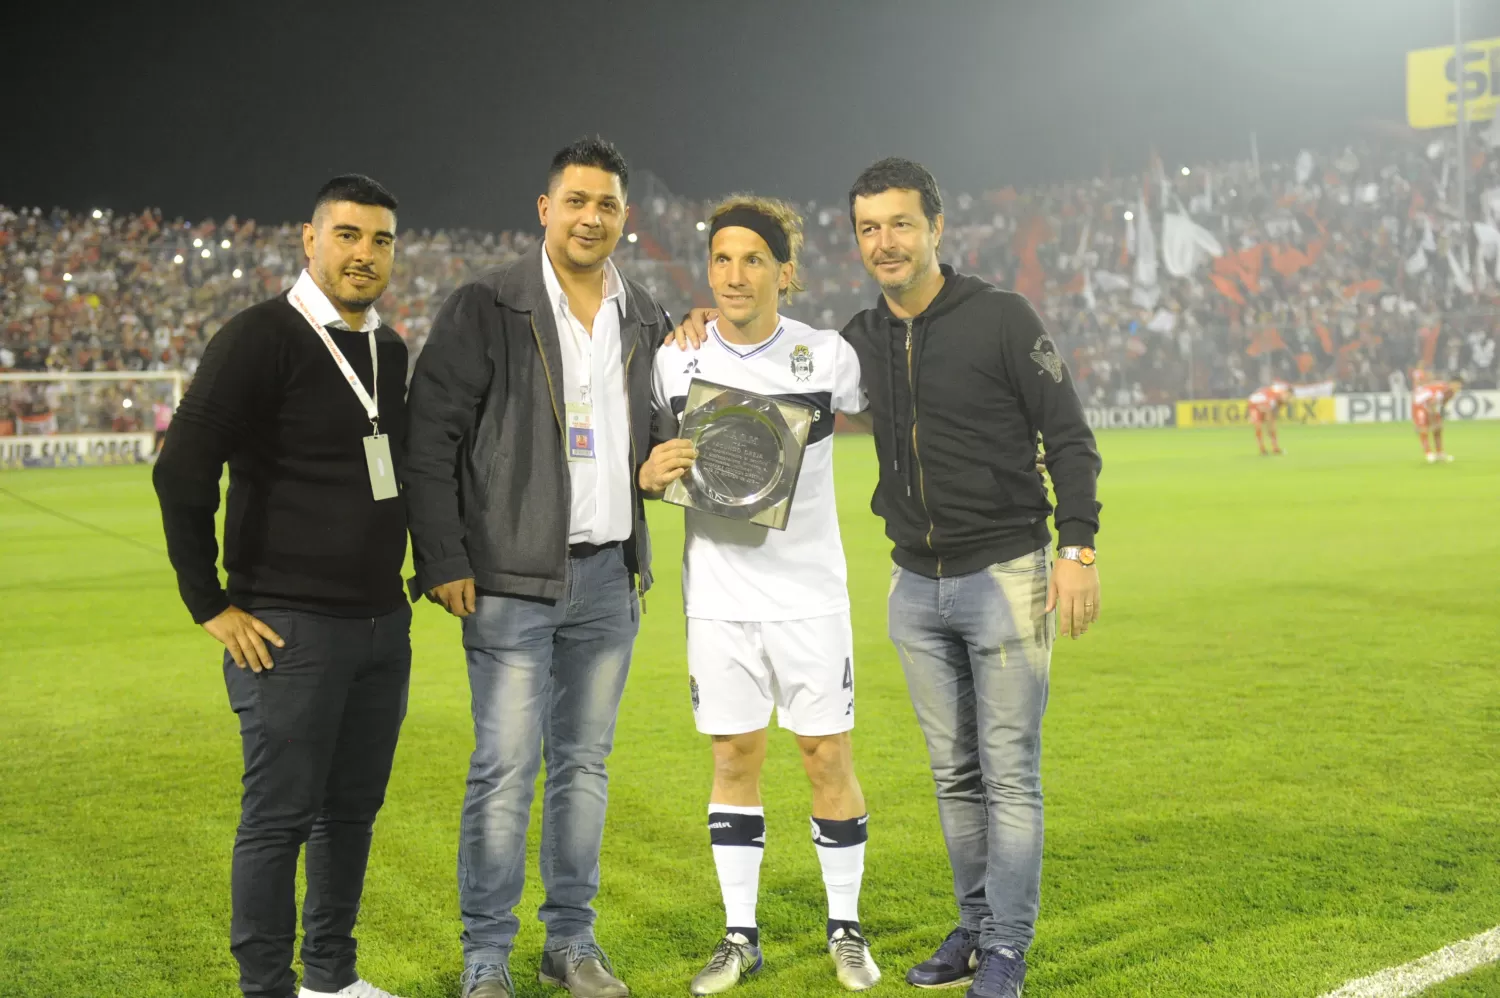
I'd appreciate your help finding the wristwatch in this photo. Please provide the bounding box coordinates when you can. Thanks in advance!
[1058,546,1097,567]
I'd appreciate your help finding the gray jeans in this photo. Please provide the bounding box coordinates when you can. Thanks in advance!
[889,546,1053,953]
[457,544,639,969]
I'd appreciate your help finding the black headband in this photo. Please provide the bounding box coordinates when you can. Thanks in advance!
[709,207,791,263]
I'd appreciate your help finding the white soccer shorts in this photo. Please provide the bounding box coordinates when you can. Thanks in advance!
[687,613,856,737]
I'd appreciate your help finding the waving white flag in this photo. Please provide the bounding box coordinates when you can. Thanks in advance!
[1133,197,1158,288]
[1162,213,1224,277]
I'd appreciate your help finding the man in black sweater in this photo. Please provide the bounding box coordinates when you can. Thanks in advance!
[842,159,1101,998]
[153,175,411,998]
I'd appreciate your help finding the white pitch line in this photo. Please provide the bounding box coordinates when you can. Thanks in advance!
[1317,926,1500,998]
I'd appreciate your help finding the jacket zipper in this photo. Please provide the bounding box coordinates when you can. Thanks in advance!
[529,313,571,581]
[620,333,646,613]
[905,319,941,576]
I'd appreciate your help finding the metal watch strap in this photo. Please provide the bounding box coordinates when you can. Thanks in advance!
[1058,546,1095,563]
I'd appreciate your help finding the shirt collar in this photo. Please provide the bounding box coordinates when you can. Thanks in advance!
[290,269,382,333]
[540,245,625,315]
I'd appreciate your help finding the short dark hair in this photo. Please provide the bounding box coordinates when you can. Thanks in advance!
[313,174,399,218]
[547,136,630,195]
[848,157,943,228]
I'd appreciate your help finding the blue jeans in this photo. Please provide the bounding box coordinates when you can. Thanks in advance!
[889,546,1053,953]
[457,544,639,969]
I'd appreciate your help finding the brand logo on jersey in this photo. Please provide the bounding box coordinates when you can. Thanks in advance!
[1031,336,1064,383]
[683,358,700,374]
[689,675,700,710]
[790,344,814,382]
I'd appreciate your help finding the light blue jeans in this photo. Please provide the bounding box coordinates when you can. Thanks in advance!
[457,545,639,969]
[889,546,1053,953]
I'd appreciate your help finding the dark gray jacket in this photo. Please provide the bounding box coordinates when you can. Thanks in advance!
[403,242,668,602]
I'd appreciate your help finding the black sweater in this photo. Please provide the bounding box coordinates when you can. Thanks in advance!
[152,294,409,623]
[841,267,1101,578]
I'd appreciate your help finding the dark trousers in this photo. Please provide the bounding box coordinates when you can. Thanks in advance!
[223,605,411,998]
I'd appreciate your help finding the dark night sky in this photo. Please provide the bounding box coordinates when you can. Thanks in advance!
[5,0,1498,232]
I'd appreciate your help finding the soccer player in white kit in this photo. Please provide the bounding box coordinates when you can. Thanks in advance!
[639,196,878,993]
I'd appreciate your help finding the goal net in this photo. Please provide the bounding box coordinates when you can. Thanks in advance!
[0,371,185,469]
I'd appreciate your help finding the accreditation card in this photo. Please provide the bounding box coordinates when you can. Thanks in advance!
[363,434,399,500]
[567,402,596,461]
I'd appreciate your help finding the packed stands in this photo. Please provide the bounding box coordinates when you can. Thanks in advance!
[4,138,1499,414]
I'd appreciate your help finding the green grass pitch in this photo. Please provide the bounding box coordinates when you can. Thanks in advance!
[2,424,1498,998]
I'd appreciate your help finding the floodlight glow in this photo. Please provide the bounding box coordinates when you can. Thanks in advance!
[221,239,231,249]
[91,209,103,219]
[122,399,133,409]
[232,268,243,279]
[173,254,184,264]
[1181,166,1191,176]
[193,238,203,248]
[63,272,73,281]
[201,249,211,259]
[1124,210,1134,221]
[696,221,707,231]
[627,232,638,243]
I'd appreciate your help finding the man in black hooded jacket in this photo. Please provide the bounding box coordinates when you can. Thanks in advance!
[840,157,1101,998]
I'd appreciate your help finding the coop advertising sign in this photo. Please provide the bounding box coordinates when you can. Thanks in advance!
[1175,398,1337,428]
[0,432,155,467]
[1083,404,1176,430]
[1335,391,1500,424]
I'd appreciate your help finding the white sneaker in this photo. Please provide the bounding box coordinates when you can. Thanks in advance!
[1441,453,1455,462]
[1426,452,1439,463]
[300,981,406,998]
[829,927,881,991]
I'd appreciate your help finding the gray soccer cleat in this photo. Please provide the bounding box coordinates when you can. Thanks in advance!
[689,932,763,995]
[829,927,881,991]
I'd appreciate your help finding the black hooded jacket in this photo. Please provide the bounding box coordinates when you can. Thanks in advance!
[840,266,1101,578]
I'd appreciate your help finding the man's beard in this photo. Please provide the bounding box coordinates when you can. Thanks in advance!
[877,253,931,295]
[318,261,381,311]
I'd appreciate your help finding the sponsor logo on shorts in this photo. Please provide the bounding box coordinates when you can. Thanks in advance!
[689,675,700,711]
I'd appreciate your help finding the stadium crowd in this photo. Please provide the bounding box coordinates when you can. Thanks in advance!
[4,136,1500,420]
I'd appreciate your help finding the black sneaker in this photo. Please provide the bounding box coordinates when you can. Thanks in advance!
[905,926,978,989]
[966,947,1026,998]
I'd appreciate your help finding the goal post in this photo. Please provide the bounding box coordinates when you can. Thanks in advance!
[0,371,186,469]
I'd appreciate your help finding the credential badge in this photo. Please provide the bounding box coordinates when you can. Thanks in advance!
[1030,335,1064,383]
[790,344,814,382]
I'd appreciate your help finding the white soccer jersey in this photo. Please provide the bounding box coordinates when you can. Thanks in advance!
[651,316,867,621]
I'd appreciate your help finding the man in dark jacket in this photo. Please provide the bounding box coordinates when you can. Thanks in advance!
[841,158,1102,998]
[403,138,685,998]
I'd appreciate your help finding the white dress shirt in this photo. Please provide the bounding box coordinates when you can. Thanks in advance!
[540,248,633,545]
[289,269,382,332]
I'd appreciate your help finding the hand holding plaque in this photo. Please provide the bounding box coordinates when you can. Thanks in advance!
[663,379,813,530]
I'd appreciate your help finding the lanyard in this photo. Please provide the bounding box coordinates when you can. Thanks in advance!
[288,287,380,433]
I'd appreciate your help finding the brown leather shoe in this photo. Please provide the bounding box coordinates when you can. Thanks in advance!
[538,942,629,997]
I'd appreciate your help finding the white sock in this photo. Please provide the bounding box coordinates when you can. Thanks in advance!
[709,803,765,930]
[811,815,868,923]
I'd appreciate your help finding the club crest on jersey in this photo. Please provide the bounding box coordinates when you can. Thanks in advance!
[790,344,814,382]
[1030,335,1064,383]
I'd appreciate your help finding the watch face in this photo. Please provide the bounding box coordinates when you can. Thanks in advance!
[1079,548,1096,566]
